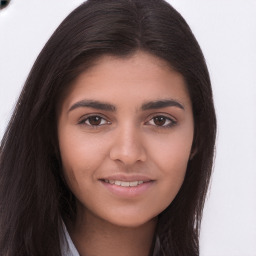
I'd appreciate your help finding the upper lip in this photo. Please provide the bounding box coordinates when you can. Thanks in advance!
[99,174,153,182]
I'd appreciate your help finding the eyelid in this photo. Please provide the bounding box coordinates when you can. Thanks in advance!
[77,113,177,128]
[145,113,177,127]
[78,114,111,126]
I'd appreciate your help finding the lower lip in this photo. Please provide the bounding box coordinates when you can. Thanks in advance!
[100,180,155,198]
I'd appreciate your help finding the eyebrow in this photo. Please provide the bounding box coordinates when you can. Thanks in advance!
[69,100,116,112]
[68,99,184,112]
[141,99,184,111]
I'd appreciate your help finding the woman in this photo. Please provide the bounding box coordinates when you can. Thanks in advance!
[0,0,216,255]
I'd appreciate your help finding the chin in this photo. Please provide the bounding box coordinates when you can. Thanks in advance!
[105,213,158,229]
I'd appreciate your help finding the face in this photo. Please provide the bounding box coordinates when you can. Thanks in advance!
[58,51,194,228]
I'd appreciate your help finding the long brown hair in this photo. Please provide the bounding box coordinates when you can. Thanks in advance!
[0,0,216,255]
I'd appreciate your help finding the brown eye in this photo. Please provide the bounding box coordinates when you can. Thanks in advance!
[78,115,110,127]
[153,116,167,126]
[147,115,176,128]
[86,116,105,126]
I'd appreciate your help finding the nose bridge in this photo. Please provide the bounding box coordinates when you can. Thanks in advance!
[109,122,146,165]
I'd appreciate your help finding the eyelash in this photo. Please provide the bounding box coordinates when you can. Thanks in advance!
[78,114,110,127]
[78,114,177,129]
[146,115,177,128]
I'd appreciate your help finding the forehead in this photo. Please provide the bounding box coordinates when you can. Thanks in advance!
[61,51,191,110]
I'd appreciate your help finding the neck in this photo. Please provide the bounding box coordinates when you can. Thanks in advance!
[67,209,157,256]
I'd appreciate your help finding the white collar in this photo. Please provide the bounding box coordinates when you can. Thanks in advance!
[61,223,80,256]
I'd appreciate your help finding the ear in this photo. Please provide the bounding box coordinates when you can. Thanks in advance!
[189,148,198,160]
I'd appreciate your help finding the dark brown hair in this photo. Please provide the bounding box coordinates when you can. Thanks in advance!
[0,0,216,255]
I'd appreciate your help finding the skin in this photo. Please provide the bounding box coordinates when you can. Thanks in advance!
[58,51,194,256]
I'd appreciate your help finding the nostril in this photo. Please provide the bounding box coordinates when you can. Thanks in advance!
[0,0,11,10]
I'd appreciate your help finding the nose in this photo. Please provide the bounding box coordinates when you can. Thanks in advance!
[109,124,147,165]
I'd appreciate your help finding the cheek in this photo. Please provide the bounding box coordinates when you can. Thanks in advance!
[58,127,108,188]
[148,132,192,172]
[146,131,193,199]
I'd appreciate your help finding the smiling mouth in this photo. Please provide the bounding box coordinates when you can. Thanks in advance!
[103,179,145,187]
[99,178,154,197]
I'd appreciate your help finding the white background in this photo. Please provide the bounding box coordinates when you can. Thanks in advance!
[0,1,256,255]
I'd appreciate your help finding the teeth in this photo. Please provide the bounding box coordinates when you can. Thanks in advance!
[104,180,144,187]
[120,181,130,187]
[129,181,139,187]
